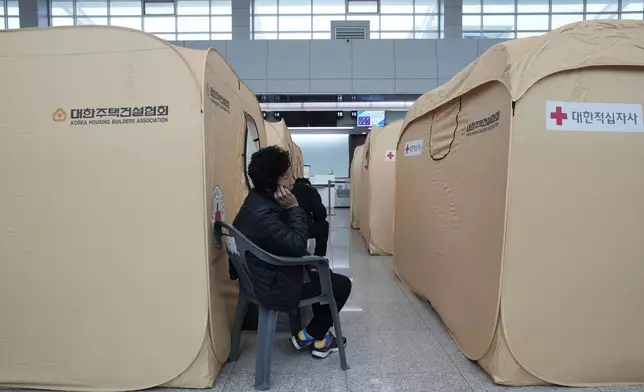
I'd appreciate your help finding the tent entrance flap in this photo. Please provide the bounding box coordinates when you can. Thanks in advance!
[427,98,462,161]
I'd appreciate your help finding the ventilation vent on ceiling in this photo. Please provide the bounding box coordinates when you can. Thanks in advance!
[331,21,370,40]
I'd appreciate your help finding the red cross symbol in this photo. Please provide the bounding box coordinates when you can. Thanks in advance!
[405,145,410,154]
[550,106,568,126]
[387,152,395,160]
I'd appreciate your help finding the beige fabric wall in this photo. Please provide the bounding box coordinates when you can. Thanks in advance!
[292,143,304,178]
[394,20,644,387]
[264,120,303,178]
[361,121,402,255]
[264,119,283,147]
[350,145,364,229]
[0,26,265,391]
[358,131,376,246]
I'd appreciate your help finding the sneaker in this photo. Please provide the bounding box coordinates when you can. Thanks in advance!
[311,332,347,359]
[290,330,315,351]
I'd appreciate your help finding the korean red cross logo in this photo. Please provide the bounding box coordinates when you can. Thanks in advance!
[211,186,225,225]
[550,106,568,126]
[211,185,225,248]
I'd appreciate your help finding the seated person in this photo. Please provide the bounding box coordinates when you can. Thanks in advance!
[291,177,329,257]
[233,146,352,359]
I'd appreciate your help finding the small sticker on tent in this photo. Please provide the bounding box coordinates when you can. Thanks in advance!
[404,140,423,156]
[546,101,643,132]
[385,150,396,161]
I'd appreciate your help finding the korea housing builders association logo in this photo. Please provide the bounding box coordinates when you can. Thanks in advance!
[207,84,230,114]
[52,105,169,127]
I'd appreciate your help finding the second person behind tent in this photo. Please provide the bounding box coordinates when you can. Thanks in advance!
[292,178,329,257]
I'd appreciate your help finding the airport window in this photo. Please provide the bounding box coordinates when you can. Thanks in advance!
[314,0,346,13]
[313,31,332,37]
[381,0,414,13]
[244,114,261,190]
[348,0,379,13]
[254,15,278,31]
[251,0,442,39]
[313,14,346,30]
[381,13,414,29]
[346,12,380,29]
[280,0,313,13]
[463,0,644,39]
[255,0,279,14]
[1,0,20,29]
[518,0,549,12]
[1,0,5,29]
[50,0,232,40]
[279,31,314,38]
[279,14,313,30]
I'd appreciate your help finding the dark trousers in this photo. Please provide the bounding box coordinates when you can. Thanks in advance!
[309,220,329,257]
[301,270,352,340]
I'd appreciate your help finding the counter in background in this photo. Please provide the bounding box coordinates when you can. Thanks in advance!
[309,175,350,210]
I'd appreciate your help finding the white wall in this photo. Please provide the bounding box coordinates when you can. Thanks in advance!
[292,134,349,178]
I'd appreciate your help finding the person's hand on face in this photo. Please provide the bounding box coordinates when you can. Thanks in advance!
[274,186,298,209]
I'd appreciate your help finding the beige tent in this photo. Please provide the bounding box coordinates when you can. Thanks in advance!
[264,119,304,178]
[350,144,364,229]
[356,121,402,255]
[394,20,644,387]
[292,143,305,179]
[0,26,266,391]
[358,131,376,244]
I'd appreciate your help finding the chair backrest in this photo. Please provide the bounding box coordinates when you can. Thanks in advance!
[214,221,298,299]
[214,220,332,304]
[214,221,259,299]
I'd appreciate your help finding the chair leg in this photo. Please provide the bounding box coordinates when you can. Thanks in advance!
[230,294,248,362]
[288,308,302,336]
[329,298,349,371]
[255,305,279,391]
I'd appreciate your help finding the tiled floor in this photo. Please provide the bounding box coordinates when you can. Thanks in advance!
[181,209,644,392]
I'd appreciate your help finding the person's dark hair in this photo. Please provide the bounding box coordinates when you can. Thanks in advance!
[248,146,291,193]
[295,178,311,186]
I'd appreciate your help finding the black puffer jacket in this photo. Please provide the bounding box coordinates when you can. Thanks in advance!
[232,189,309,310]
[292,181,327,227]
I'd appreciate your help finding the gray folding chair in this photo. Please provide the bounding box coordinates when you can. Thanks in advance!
[214,221,349,391]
